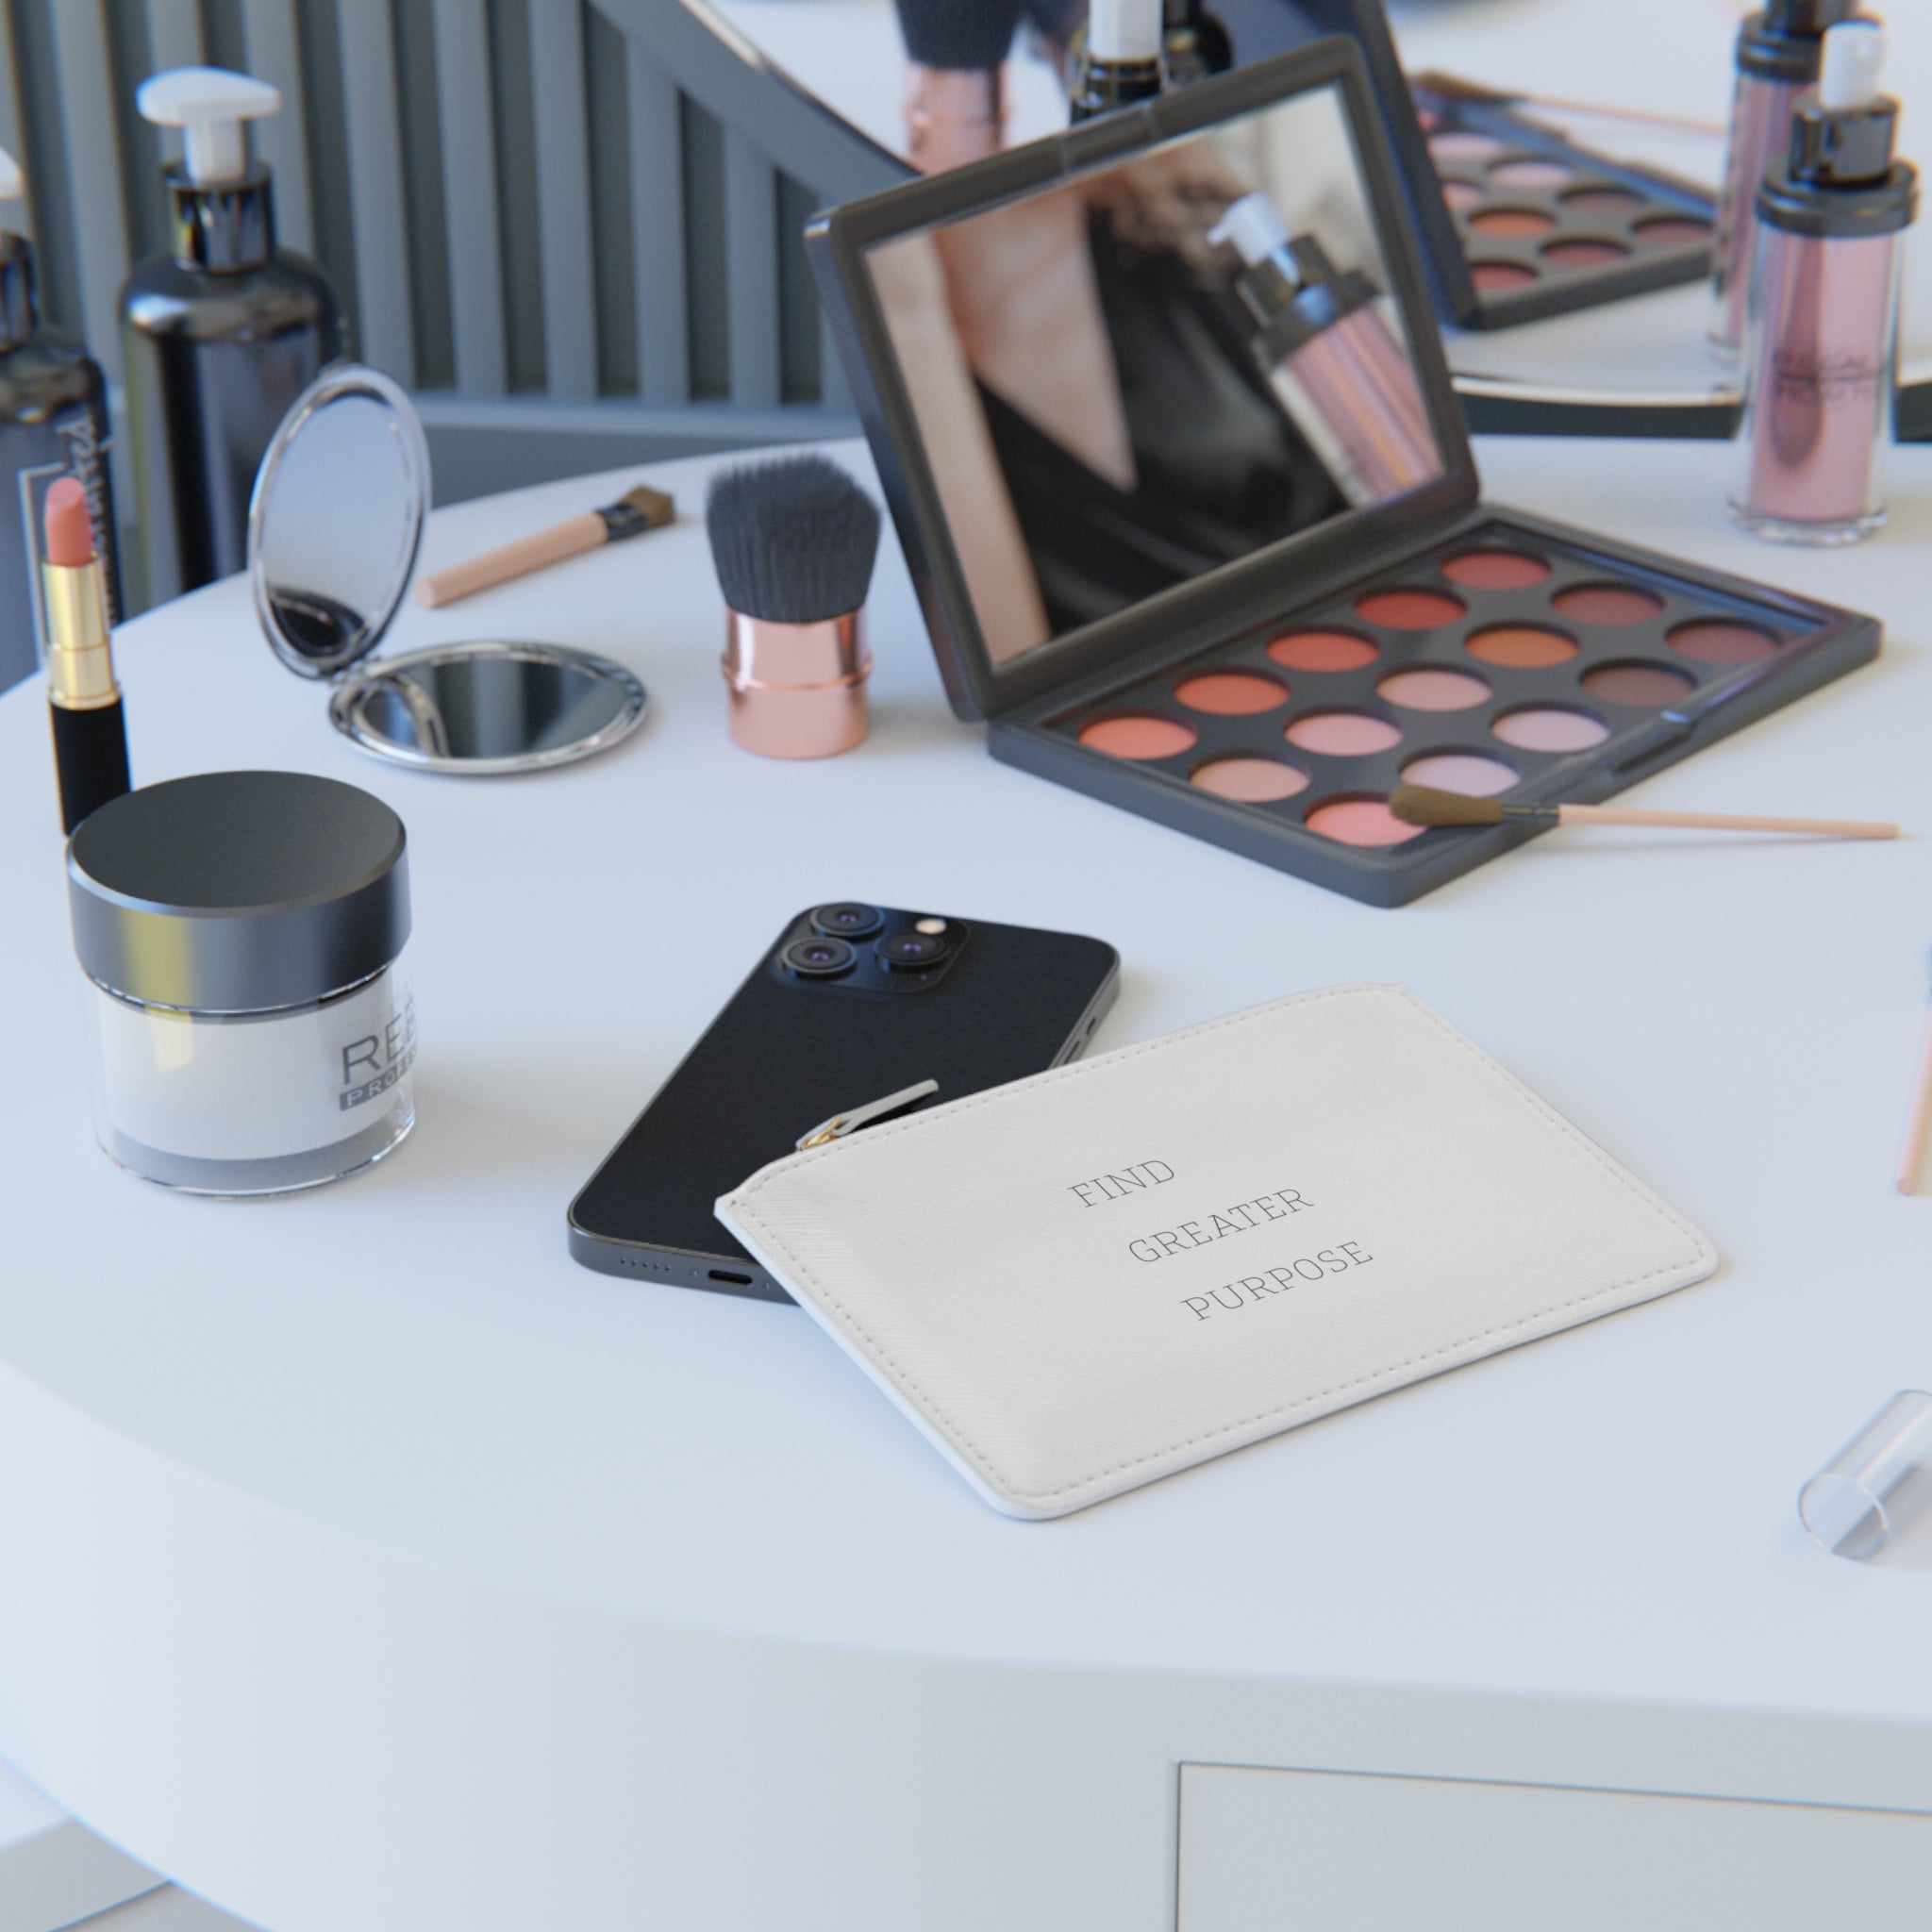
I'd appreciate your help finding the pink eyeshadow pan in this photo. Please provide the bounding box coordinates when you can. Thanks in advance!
[1079,714,1196,759]
[1472,260,1539,291]
[1174,670,1288,714]
[1490,158,1574,190]
[1541,238,1631,268]
[1562,186,1643,217]
[1636,216,1714,247]
[1377,667,1489,711]
[1441,548,1549,590]
[1580,660,1696,707]
[1307,797,1426,847]
[1469,207,1555,239]
[1355,588,1465,629]
[1552,582,1663,625]
[1267,629,1378,672]
[1431,131,1503,161]
[1492,707,1609,753]
[1191,757,1309,803]
[1286,710,1402,756]
[1669,619,1782,664]
[1402,752,1518,797]
[1441,179,1484,211]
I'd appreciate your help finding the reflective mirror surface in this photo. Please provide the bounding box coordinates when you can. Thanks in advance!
[328,642,648,776]
[868,84,1445,665]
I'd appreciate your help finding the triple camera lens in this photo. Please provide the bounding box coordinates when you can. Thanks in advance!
[810,902,884,939]
[782,936,857,978]
[878,929,950,971]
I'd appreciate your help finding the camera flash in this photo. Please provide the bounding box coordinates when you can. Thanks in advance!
[915,918,947,935]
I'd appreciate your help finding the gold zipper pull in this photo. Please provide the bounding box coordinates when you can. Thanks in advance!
[796,1078,940,1150]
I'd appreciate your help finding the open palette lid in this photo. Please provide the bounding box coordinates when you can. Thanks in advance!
[808,38,1479,724]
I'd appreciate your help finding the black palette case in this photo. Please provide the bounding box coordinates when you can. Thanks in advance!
[806,40,1878,908]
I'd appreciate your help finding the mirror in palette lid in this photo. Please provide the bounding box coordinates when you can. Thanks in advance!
[246,363,648,774]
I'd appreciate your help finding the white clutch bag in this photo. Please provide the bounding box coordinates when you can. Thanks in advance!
[717,985,1716,1519]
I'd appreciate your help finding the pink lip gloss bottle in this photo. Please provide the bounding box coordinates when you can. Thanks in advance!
[1208,192,1438,508]
[1710,0,1861,363]
[1732,21,1917,545]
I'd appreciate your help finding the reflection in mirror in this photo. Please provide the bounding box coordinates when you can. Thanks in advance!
[867,83,1444,664]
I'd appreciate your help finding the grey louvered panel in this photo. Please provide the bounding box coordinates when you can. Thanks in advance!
[46,0,127,383]
[528,0,596,401]
[432,0,507,395]
[240,0,315,255]
[723,126,778,408]
[142,0,201,73]
[626,37,689,405]
[335,0,414,385]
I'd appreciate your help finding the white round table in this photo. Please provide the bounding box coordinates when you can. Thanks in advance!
[2,439,1931,1932]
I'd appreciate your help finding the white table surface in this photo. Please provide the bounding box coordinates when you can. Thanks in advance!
[3,437,1931,1932]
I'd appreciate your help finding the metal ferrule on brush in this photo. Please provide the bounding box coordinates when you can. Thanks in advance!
[42,558,118,710]
[722,608,872,760]
[903,64,1008,171]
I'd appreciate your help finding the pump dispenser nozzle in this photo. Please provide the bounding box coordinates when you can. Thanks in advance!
[1207,192,1290,268]
[1818,17,1883,108]
[137,67,280,185]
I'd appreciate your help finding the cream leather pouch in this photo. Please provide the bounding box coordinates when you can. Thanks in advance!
[717,985,1716,1519]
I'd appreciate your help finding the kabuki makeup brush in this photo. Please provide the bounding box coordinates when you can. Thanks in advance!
[412,482,675,608]
[42,475,129,834]
[895,0,1024,173]
[705,456,882,759]
[1390,782,1897,840]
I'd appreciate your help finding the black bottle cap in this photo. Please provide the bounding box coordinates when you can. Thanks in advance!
[1790,92,1897,184]
[1757,77,1919,238]
[1738,1,1859,82]
[165,161,275,272]
[0,232,37,351]
[68,771,410,1012]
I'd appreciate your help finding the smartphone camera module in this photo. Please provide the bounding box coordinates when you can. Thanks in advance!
[810,902,885,940]
[879,929,952,972]
[783,936,858,978]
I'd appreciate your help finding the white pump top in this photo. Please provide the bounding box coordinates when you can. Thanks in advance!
[1208,192,1291,269]
[1087,0,1162,64]
[0,146,21,205]
[137,67,280,185]
[1818,20,1885,110]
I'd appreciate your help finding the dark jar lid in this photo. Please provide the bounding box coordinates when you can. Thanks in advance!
[67,771,409,1013]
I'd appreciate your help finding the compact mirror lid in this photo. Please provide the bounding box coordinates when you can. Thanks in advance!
[249,361,429,682]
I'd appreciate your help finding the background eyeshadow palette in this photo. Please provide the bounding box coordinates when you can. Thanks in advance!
[1411,79,1716,328]
[997,511,1875,906]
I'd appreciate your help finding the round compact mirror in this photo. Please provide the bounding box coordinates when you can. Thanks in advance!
[248,364,648,774]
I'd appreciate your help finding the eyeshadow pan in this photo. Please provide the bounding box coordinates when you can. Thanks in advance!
[1635,216,1714,247]
[1306,797,1426,847]
[1441,178,1484,211]
[1466,624,1578,669]
[1079,714,1197,759]
[1492,707,1609,753]
[1191,757,1310,803]
[1356,588,1465,629]
[1469,207,1556,239]
[1431,131,1503,161]
[1287,710,1402,756]
[1552,582,1664,625]
[1267,629,1378,672]
[1669,619,1782,664]
[1471,260,1539,291]
[1490,158,1574,190]
[1561,186,1644,216]
[1402,752,1519,797]
[1441,548,1550,590]
[1541,238,1631,268]
[1174,670,1288,714]
[1580,660,1697,707]
[1377,667,1490,711]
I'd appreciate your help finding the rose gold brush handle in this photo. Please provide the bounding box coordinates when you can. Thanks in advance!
[1557,805,1900,838]
[413,510,608,608]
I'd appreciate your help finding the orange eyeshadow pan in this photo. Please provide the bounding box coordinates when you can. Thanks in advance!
[1471,260,1538,291]
[1635,216,1713,247]
[1469,207,1555,239]
[1191,757,1309,803]
[1553,583,1663,625]
[1356,589,1464,629]
[1174,670,1288,714]
[1541,239,1630,268]
[1306,797,1426,847]
[1267,630,1378,672]
[1441,548,1549,590]
[1467,625,1578,669]
[1669,620,1782,664]
[1079,715,1196,759]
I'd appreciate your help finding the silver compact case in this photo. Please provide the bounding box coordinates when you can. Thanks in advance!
[248,363,647,774]
[68,770,415,1195]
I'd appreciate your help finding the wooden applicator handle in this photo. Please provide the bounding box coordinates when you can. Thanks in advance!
[413,510,607,609]
[1558,805,1899,839]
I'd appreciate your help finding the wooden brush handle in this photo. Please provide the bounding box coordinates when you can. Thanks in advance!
[1558,805,1900,839]
[413,510,607,608]
[1898,1007,1932,1194]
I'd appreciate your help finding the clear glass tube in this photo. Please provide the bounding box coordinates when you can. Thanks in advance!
[1711,69,1805,359]
[1798,1390,1932,1559]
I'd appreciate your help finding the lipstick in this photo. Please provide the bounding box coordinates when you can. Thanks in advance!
[43,475,130,832]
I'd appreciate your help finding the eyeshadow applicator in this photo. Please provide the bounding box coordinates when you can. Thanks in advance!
[412,482,675,609]
[1391,783,1897,840]
[42,475,129,834]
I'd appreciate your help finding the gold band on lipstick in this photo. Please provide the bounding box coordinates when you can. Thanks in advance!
[42,558,119,710]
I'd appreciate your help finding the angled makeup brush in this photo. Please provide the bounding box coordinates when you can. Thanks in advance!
[413,482,675,608]
[1390,783,1900,841]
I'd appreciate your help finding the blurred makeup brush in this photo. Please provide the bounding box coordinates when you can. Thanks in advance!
[1390,783,1899,840]
[896,0,1024,171]
[1897,959,1932,1194]
[413,482,675,608]
[706,454,882,759]
[1410,70,1724,138]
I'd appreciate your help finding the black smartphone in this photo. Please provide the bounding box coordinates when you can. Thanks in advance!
[567,903,1120,1302]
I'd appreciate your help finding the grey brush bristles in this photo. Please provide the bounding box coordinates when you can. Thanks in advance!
[895,0,1023,69]
[705,456,883,625]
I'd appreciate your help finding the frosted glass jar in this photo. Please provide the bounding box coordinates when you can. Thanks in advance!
[67,769,414,1196]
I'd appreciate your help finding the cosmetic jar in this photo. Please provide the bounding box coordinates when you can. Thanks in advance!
[67,769,414,1195]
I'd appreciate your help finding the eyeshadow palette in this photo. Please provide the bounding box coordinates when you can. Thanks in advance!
[1412,79,1715,329]
[996,510,1874,905]
[808,42,1882,908]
